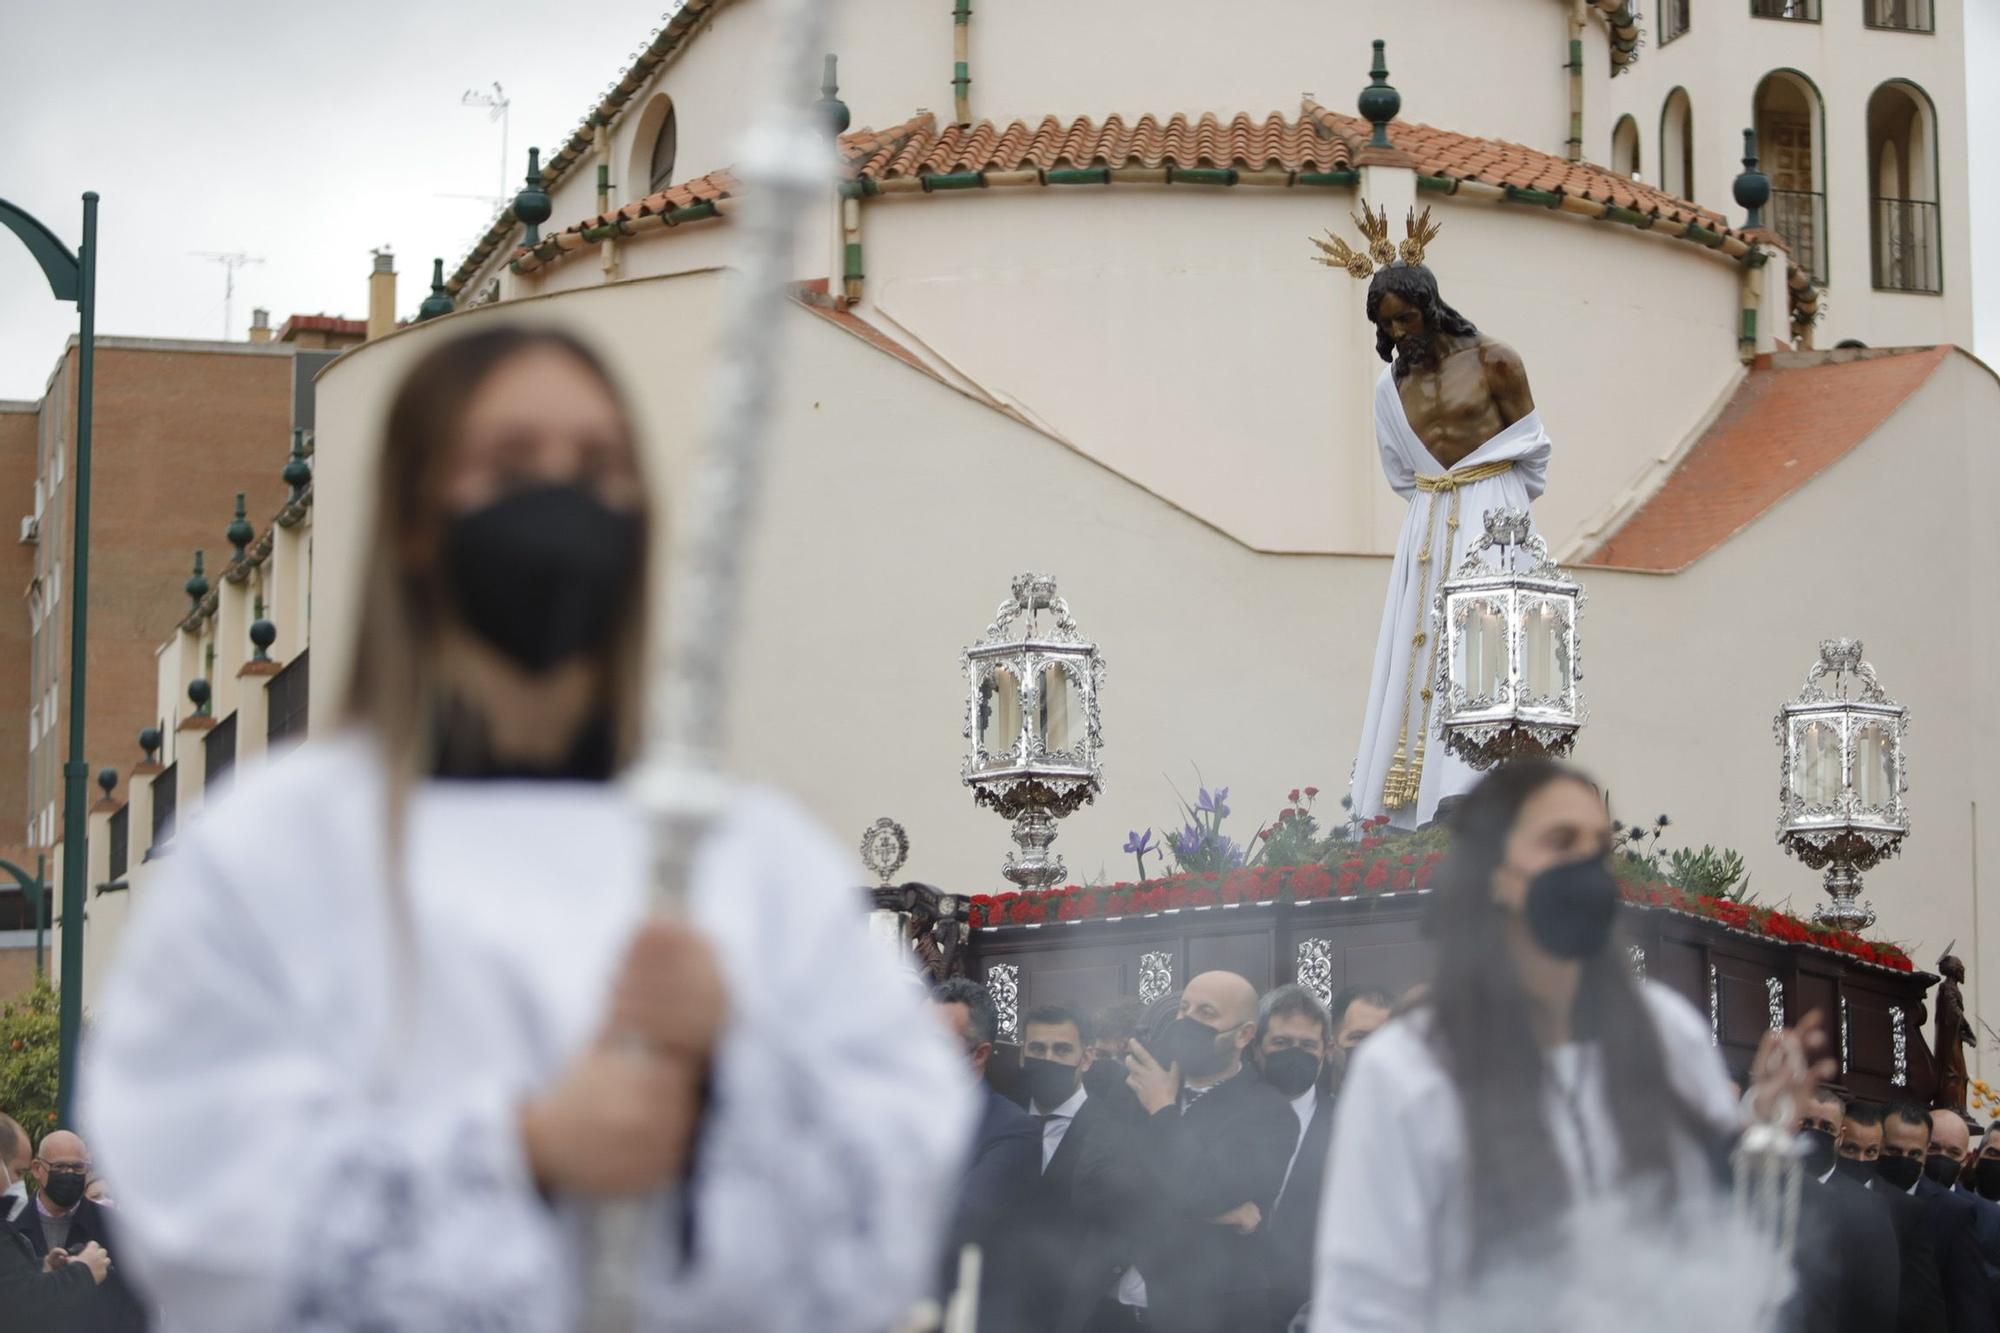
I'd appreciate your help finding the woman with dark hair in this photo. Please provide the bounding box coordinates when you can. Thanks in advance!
[81,325,971,1331]
[1307,760,1827,1332]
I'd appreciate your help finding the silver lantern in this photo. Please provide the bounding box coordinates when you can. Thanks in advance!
[1774,639,1909,931]
[962,573,1105,888]
[1433,509,1587,770]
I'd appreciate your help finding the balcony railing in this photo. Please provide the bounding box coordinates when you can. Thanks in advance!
[1872,197,1941,294]
[1751,0,1818,18]
[1864,0,1933,30]
[1660,0,1690,41]
[150,761,178,855]
[268,648,310,750]
[205,711,238,793]
[109,804,128,882]
[1770,188,1826,282]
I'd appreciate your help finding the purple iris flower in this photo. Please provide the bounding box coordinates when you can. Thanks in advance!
[1196,786,1231,819]
[1172,824,1207,860]
[1123,829,1155,856]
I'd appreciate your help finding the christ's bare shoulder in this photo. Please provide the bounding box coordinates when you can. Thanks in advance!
[1476,337,1535,425]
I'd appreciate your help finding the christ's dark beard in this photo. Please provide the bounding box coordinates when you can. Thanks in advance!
[1396,332,1438,369]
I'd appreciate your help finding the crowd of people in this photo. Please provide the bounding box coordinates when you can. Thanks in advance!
[928,972,2000,1333]
[0,1114,145,1330]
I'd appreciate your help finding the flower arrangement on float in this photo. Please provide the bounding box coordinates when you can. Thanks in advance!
[967,783,1916,974]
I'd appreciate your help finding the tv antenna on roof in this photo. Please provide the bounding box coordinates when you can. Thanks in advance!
[190,251,265,340]
[461,82,512,212]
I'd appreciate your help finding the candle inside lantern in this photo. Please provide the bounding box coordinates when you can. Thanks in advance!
[1521,601,1566,702]
[1853,720,1894,810]
[978,664,1022,760]
[1038,663,1075,753]
[1459,601,1508,702]
[1794,718,1844,807]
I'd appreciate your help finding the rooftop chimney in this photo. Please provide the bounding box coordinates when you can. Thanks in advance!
[248,307,272,343]
[367,248,397,341]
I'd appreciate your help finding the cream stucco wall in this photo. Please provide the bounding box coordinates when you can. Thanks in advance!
[307,269,2000,1079]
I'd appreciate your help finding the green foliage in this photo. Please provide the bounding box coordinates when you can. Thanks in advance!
[0,983,59,1138]
[1666,845,1752,902]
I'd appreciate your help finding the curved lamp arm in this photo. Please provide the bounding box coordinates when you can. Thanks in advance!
[0,199,81,304]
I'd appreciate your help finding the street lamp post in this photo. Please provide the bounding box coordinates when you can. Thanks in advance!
[1,192,98,1128]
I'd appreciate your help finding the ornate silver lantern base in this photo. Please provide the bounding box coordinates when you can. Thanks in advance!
[1441,720,1581,771]
[1002,809,1066,889]
[1812,864,1877,932]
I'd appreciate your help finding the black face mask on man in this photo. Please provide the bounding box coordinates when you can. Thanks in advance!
[39,1168,86,1210]
[1164,1016,1236,1080]
[1261,1048,1323,1098]
[1876,1154,1924,1192]
[1797,1128,1837,1175]
[1522,856,1620,960]
[1081,1058,1129,1104]
[1976,1157,2000,1201]
[1021,1056,1082,1112]
[441,483,641,674]
[1834,1153,1878,1185]
[1923,1153,1964,1189]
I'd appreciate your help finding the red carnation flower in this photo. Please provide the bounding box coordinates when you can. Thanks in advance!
[1304,787,1320,798]
[1288,788,1302,804]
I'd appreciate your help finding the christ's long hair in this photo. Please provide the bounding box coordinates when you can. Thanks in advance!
[1366,263,1479,367]
[1424,761,1724,1270]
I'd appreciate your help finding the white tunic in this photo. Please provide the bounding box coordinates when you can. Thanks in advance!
[1349,366,1552,829]
[1307,983,1739,1333]
[81,736,974,1333]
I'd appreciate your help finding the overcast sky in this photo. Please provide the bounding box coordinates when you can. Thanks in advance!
[2,2,1995,401]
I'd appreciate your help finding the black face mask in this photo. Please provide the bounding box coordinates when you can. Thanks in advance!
[441,484,641,675]
[1262,1048,1323,1099]
[1977,1158,2000,1201]
[1021,1056,1081,1112]
[1834,1153,1878,1185]
[1798,1128,1837,1175]
[1164,1016,1234,1080]
[1923,1153,1963,1189]
[1876,1154,1923,1192]
[1523,857,1620,960]
[39,1169,85,1209]
[1088,1048,1136,1096]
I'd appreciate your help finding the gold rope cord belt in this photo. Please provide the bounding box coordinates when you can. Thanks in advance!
[1381,458,1518,810]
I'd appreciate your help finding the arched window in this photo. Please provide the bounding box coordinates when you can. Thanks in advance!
[648,104,678,193]
[1660,89,1694,201]
[1611,115,1641,179]
[1867,81,1940,293]
[626,94,679,198]
[1754,70,1827,281]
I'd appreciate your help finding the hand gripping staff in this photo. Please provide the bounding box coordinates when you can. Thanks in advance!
[580,0,841,1327]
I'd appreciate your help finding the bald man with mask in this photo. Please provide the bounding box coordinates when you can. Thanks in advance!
[1114,970,1298,1333]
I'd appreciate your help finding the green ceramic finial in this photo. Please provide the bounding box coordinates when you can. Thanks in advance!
[816,54,851,138]
[514,146,553,246]
[184,551,209,608]
[1358,39,1401,151]
[283,429,311,501]
[1734,128,1772,230]
[417,257,453,322]
[226,492,254,560]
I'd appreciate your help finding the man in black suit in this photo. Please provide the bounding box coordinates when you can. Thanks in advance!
[11,1127,146,1332]
[1250,984,1335,1332]
[932,978,1041,1327]
[0,1114,111,1331]
[1879,1102,1992,1332]
[1017,1003,1144,1333]
[1114,970,1299,1333]
[1789,1084,1899,1333]
[1835,1099,1946,1333]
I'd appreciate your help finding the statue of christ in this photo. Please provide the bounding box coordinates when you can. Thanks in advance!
[1315,207,1552,828]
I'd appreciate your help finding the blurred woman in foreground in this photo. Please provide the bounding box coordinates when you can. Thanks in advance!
[1309,760,1828,1332]
[82,325,971,1331]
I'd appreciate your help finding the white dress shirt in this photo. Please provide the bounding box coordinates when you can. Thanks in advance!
[1277,1084,1320,1201]
[1035,1084,1088,1172]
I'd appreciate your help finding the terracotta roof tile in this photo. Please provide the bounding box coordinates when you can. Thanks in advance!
[1580,348,1950,572]
[853,110,1354,179]
[568,170,739,234]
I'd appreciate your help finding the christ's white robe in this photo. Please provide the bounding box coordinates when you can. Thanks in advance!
[1349,366,1552,829]
[81,736,974,1333]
